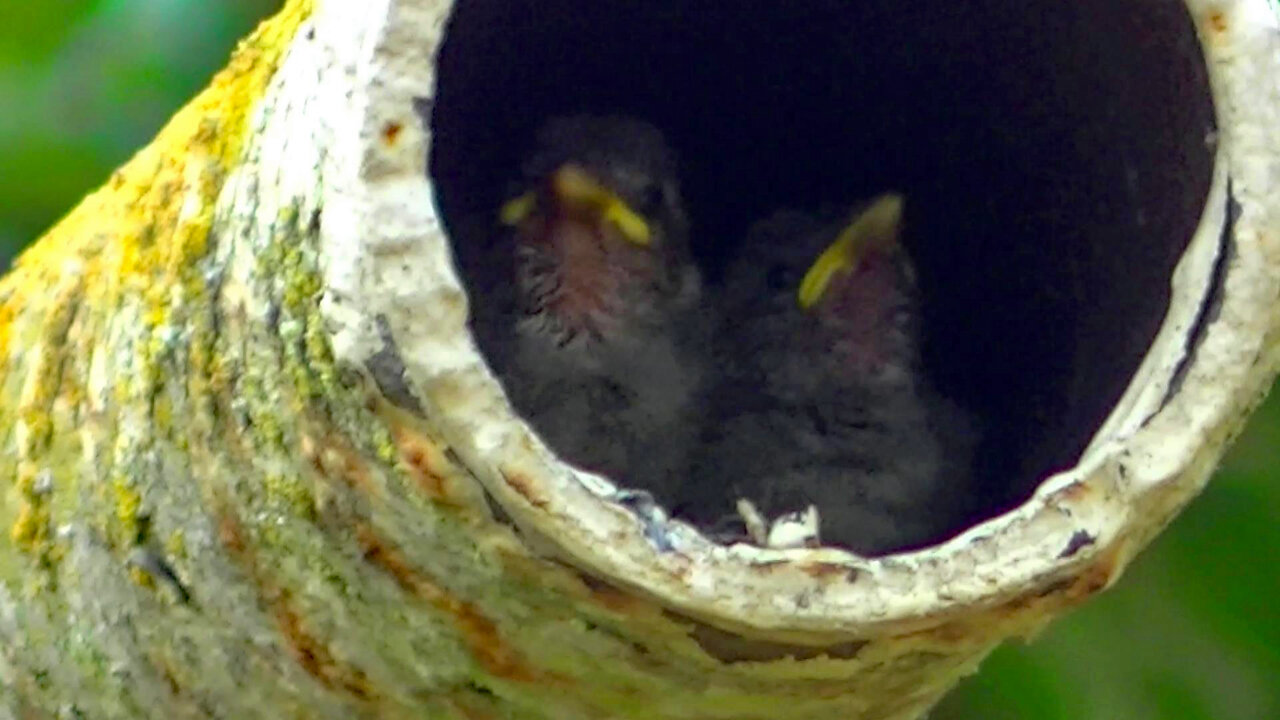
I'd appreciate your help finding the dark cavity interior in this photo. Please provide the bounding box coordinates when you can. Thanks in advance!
[427,0,1215,531]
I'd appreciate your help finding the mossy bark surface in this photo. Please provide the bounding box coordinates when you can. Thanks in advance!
[3,1,1279,719]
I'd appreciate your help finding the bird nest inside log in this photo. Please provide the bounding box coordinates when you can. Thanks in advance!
[425,0,1217,554]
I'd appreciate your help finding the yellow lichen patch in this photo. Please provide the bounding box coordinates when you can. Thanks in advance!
[10,502,50,550]
[0,0,316,558]
[281,252,324,315]
[0,291,13,379]
[111,470,145,546]
[165,530,188,562]
[129,565,159,592]
[303,311,338,395]
[15,271,84,453]
[263,471,317,521]
[10,463,50,550]
[10,0,314,288]
[8,268,85,559]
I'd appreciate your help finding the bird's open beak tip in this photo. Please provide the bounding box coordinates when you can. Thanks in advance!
[796,193,906,309]
[549,164,652,247]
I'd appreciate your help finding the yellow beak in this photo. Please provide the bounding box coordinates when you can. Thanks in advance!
[498,191,537,226]
[498,164,652,247]
[797,193,904,309]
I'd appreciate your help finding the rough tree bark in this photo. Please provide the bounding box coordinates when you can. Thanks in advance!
[1,1,1277,718]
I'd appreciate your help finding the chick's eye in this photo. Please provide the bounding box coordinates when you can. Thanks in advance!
[766,264,796,291]
[636,183,665,213]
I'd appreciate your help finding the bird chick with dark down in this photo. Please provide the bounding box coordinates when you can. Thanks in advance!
[686,194,975,555]
[466,116,710,503]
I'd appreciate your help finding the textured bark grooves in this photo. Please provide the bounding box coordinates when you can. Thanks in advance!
[1,1,1278,718]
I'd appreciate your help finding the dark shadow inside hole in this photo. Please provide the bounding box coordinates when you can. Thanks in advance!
[427,0,1215,537]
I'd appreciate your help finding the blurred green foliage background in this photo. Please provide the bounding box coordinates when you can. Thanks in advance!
[0,2,1274,718]
[0,0,281,265]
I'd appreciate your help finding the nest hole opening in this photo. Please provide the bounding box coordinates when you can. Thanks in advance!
[427,0,1215,535]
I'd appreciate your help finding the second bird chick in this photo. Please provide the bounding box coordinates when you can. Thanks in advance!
[686,194,975,555]
[468,116,710,503]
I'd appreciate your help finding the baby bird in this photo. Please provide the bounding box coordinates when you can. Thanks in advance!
[687,194,975,555]
[466,115,709,503]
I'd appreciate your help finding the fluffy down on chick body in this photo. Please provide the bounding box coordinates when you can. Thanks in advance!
[684,195,976,555]
[465,116,711,503]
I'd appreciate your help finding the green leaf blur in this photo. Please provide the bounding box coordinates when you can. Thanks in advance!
[936,420,1280,720]
[0,2,1275,717]
[0,0,283,268]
